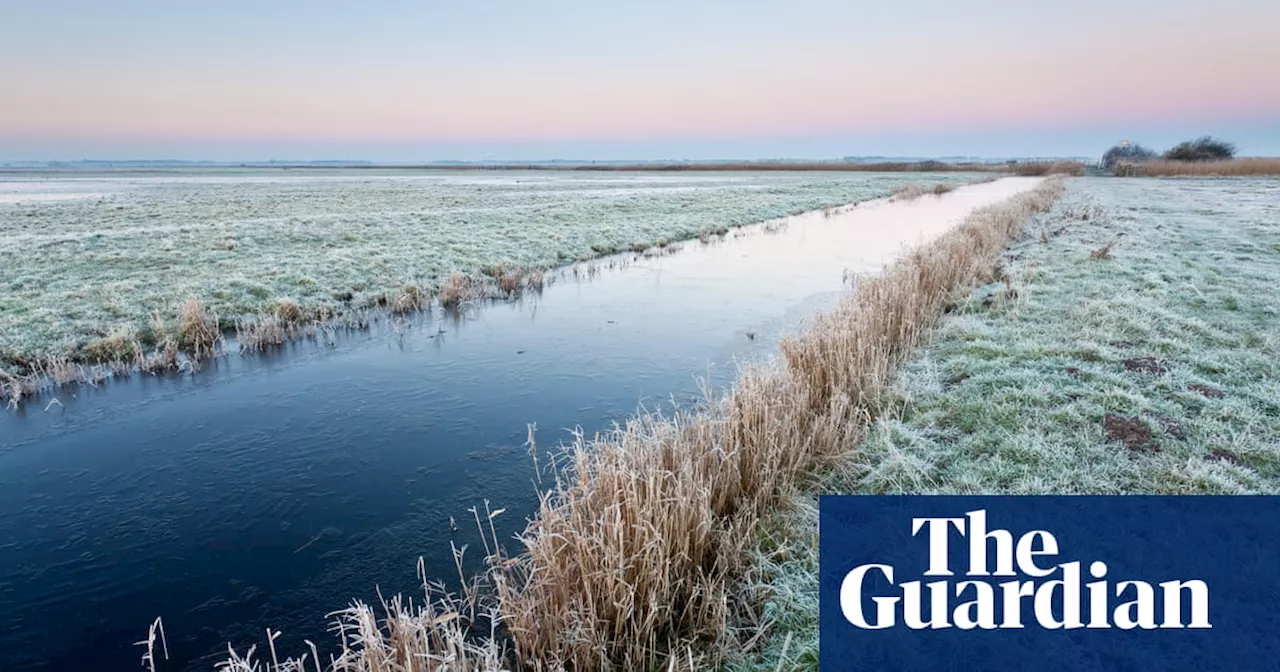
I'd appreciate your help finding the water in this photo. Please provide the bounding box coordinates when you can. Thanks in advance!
[0,177,1041,670]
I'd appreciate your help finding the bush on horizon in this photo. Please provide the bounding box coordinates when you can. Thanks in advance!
[1163,136,1237,162]
[1101,143,1157,169]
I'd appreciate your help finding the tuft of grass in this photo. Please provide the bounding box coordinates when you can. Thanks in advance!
[438,272,474,309]
[83,327,141,364]
[495,266,523,295]
[177,297,223,361]
[140,337,179,374]
[1089,241,1114,259]
[235,317,287,352]
[272,299,305,324]
[390,284,428,314]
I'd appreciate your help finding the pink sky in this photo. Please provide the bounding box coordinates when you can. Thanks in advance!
[2,0,1277,158]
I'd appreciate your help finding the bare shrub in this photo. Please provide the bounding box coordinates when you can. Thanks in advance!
[1163,136,1236,162]
[1101,143,1157,169]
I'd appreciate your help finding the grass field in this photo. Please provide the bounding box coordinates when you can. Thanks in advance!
[0,170,977,375]
[742,176,1280,669]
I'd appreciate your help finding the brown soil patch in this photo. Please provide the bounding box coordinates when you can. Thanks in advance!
[1208,448,1247,468]
[1153,414,1186,440]
[1123,357,1169,375]
[1103,414,1159,453]
[1189,384,1225,398]
[1065,367,1083,378]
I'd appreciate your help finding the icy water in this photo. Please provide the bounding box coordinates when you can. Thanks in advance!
[0,177,1041,671]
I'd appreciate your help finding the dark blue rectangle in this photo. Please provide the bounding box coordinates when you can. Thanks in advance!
[819,496,1280,671]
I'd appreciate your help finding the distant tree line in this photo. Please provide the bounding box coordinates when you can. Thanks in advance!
[1101,136,1236,169]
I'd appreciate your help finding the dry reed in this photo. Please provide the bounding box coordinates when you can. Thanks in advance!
[890,182,960,201]
[890,174,1003,202]
[274,299,306,324]
[889,183,932,200]
[1008,161,1084,177]
[1129,158,1280,176]
[236,317,288,352]
[140,337,179,374]
[84,327,142,364]
[391,284,429,315]
[216,528,511,671]
[178,297,224,361]
[439,272,476,309]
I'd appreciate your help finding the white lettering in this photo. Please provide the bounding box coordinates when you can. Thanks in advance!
[840,564,898,629]
[912,516,967,576]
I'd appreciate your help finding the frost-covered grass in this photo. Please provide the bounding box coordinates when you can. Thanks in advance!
[743,176,1280,669]
[0,169,975,372]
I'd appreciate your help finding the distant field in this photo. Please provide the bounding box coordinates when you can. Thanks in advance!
[0,169,977,371]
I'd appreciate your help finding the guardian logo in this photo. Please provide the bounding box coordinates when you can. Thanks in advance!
[840,510,1210,631]
[819,496,1280,671]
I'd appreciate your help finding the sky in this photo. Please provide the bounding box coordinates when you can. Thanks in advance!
[2,0,1278,161]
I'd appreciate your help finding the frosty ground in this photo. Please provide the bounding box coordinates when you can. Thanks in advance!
[741,176,1280,670]
[0,169,974,373]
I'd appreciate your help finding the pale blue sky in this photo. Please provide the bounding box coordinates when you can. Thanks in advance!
[2,0,1277,160]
